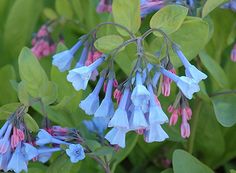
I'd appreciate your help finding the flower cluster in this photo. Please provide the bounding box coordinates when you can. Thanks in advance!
[222,0,236,12]
[0,106,86,173]
[52,30,207,148]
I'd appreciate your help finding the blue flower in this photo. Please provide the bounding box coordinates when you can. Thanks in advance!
[147,84,168,124]
[83,117,109,135]
[160,67,200,99]
[144,124,169,143]
[52,40,83,72]
[23,143,38,161]
[0,121,9,138]
[174,47,207,83]
[36,129,68,146]
[0,123,12,154]
[131,72,150,106]
[94,79,114,117]
[66,144,85,163]
[108,88,130,129]
[37,147,61,163]
[67,56,105,91]
[105,128,128,148]
[7,143,28,173]
[152,71,161,86]
[129,106,148,130]
[0,143,11,172]
[79,76,105,115]
[75,47,89,68]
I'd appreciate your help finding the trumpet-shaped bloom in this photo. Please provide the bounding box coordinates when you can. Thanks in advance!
[105,128,128,148]
[175,48,207,83]
[23,143,38,161]
[67,57,105,91]
[0,124,12,154]
[0,144,11,172]
[36,129,68,146]
[160,67,200,99]
[7,144,28,173]
[130,106,148,130]
[0,121,9,138]
[109,88,130,129]
[37,147,61,163]
[52,40,83,72]
[94,79,114,118]
[83,117,109,135]
[144,124,169,143]
[131,72,150,106]
[79,76,105,115]
[66,144,85,163]
[75,47,88,68]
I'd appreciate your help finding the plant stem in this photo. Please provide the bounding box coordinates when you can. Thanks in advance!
[210,90,236,97]
[188,98,202,154]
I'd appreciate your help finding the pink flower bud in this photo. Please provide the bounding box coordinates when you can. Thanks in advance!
[136,129,144,135]
[169,110,179,126]
[231,44,236,62]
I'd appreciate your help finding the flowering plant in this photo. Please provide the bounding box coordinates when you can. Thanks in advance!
[0,0,235,173]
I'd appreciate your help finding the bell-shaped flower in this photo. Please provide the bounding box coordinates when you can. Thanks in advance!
[144,124,169,143]
[37,147,61,163]
[131,72,150,106]
[23,143,38,161]
[147,84,168,125]
[36,129,69,146]
[0,123,12,154]
[79,76,105,115]
[66,144,85,163]
[0,144,11,172]
[129,106,148,130]
[7,143,28,173]
[0,121,9,138]
[105,128,128,148]
[67,56,105,91]
[74,47,89,68]
[160,67,200,99]
[94,79,114,118]
[109,88,130,129]
[174,47,207,83]
[83,117,109,135]
[52,40,83,72]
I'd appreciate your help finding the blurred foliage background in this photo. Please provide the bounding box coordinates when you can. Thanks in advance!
[0,0,236,173]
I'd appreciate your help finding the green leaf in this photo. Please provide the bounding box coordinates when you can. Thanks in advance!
[230,170,236,173]
[85,140,101,152]
[39,81,58,105]
[199,51,229,88]
[18,47,48,97]
[112,0,141,36]
[202,0,228,18]
[161,169,174,173]
[43,8,58,20]
[173,149,214,173]
[24,113,39,132]
[0,103,21,120]
[47,154,80,173]
[150,5,188,36]
[94,35,124,53]
[0,65,17,105]
[55,0,73,19]
[28,162,48,173]
[212,94,236,127]
[3,0,43,58]
[17,81,30,106]
[93,146,114,157]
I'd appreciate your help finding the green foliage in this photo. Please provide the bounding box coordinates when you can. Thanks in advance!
[150,5,188,36]
[0,102,21,120]
[202,0,228,17]
[173,150,214,173]
[112,0,141,36]
[24,113,39,132]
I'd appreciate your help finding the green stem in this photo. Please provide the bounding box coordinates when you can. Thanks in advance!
[188,98,202,154]
[210,90,236,97]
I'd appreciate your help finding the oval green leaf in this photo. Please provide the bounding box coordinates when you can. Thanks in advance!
[202,0,228,18]
[112,0,141,36]
[173,149,214,173]
[94,35,124,53]
[212,94,236,127]
[0,103,21,120]
[150,5,188,36]
[24,113,39,132]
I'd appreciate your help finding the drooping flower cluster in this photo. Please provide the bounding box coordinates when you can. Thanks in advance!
[52,30,207,148]
[221,0,236,12]
[0,105,87,173]
[31,25,57,59]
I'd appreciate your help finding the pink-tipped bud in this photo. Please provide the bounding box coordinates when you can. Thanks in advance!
[185,107,192,120]
[162,82,171,96]
[231,44,236,62]
[169,110,179,126]
[180,109,190,138]
[16,129,25,141]
[167,105,174,113]
[103,82,107,92]
[11,134,20,149]
[154,96,161,106]
[37,25,48,37]
[113,89,122,104]
[113,80,118,88]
